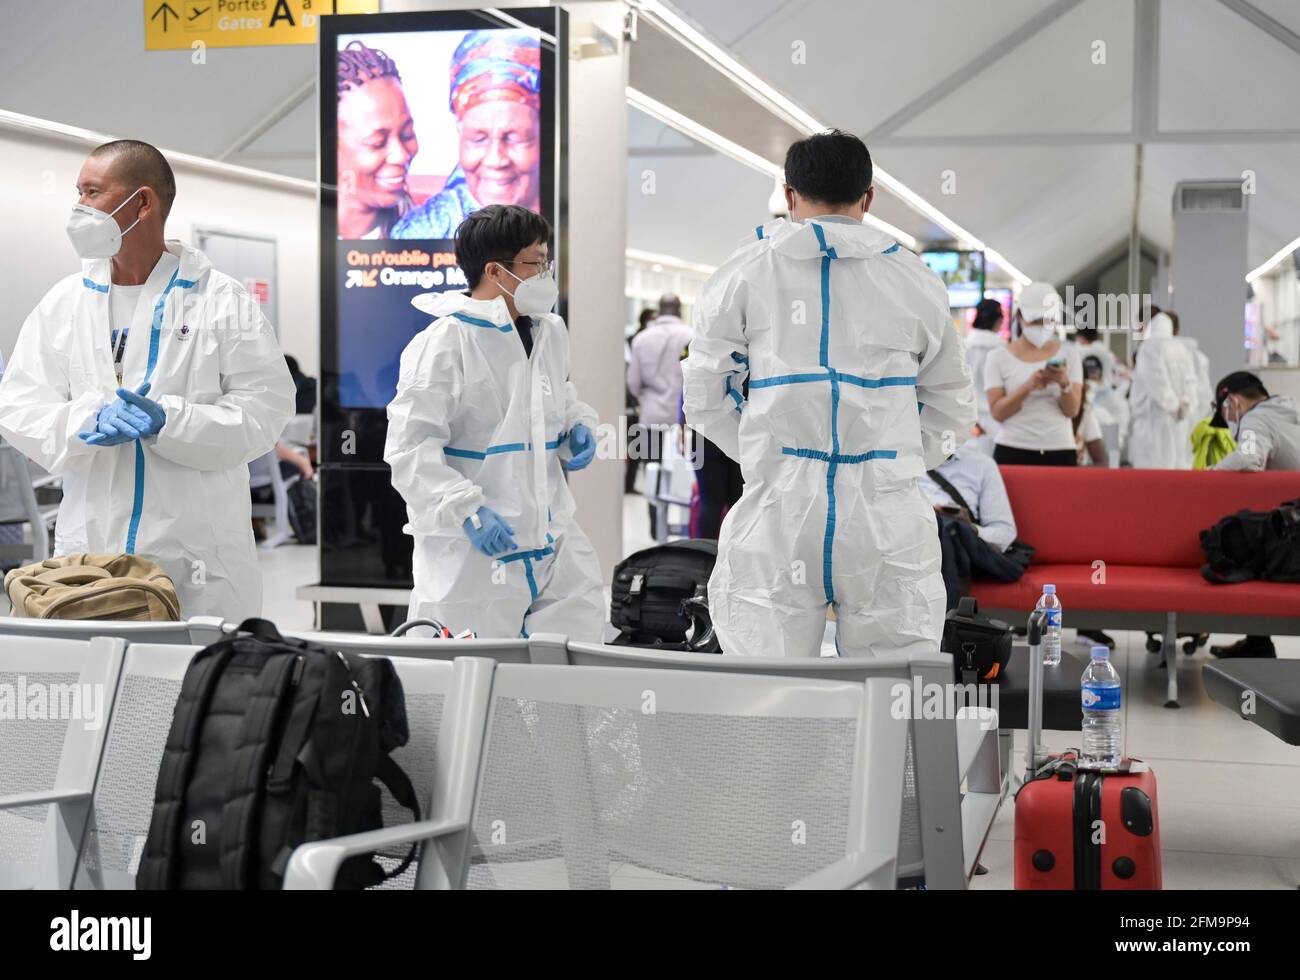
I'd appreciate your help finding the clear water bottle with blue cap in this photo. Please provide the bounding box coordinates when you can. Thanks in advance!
[1034,583,1061,666]
[1081,645,1123,768]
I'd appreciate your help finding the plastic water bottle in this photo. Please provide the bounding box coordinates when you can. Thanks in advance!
[1034,584,1062,666]
[1081,646,1123,768]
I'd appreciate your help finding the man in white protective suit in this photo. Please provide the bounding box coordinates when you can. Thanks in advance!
[0,140,295,621]
[385,204,604,641]
[683,130,976,657]
[1129,311,1195,469]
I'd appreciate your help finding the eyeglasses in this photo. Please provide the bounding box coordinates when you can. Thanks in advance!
[504,258,553,277]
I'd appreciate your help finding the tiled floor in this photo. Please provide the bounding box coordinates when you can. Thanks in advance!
[263,493,1300,890]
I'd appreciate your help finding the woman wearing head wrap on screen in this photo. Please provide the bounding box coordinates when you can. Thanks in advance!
[337,40,419,239]
[393,30,542,239]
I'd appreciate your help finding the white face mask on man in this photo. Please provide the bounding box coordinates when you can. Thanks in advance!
[66,188,145,259]
[498,263,558,318]
[1021,324,1055,348]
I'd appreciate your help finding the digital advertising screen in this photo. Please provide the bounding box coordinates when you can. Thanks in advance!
[319,8,564,426]
[922,249,985,308]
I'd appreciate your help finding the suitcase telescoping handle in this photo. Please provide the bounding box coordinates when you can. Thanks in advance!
[1025,608,1047,781]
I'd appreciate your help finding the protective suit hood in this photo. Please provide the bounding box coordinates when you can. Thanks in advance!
[751,217,900,260]
[81,239,212,287]
[411,289,491,320]
[1145,312,1174,339]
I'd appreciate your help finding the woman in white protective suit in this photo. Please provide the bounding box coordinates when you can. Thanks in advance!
[1129,311,1195,469]
[0,141,295,622]
[384,205,604,641]
[683,131,976,658]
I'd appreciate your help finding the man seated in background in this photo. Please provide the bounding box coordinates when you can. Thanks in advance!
[919,437,1023,609]
[1209,371,1300,659]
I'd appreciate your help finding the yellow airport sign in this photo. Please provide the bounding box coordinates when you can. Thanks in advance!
[145,0,378,50]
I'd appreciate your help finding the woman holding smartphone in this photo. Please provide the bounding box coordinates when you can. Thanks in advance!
[983,282,1083,466]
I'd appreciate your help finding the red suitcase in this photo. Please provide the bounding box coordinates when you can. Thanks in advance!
[1013,611,1163,889]
[1014,757,1162,889]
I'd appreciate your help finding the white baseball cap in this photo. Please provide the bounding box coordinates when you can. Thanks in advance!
[1015,281,1063,325]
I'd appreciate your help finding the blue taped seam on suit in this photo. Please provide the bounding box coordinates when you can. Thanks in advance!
[125,269,194,556]
[751,371,916,390]
[82,278,109,293]
[445,432,567,459]
[755,225,764,240]
[452,310,512,332]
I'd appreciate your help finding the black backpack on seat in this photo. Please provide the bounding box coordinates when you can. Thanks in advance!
[136,618,418,889]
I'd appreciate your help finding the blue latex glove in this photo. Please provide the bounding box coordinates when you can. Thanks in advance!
[462,507,518,557]
[565,424,596,471]
[78,390,153,447]
[116,381,167,436]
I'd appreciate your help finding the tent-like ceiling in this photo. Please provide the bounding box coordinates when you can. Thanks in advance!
[2,0,1298,282]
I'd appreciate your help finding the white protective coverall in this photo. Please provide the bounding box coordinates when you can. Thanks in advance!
[1129,313,1194,469]
[1173,334,1213,433]
[0,241,295,620]
[683,218,976,657]
[384,291,604,641]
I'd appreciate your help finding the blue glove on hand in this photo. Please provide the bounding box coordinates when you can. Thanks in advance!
[79,387,154,447]
[565,424,596,471]
[116,382,167,436]
[462,507,518,557]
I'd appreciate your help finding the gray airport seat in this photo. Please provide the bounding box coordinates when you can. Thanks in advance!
[287,629,531,665]
[547,635,1001,889]
[0,634,125,889]
[0,440,57,565]
[249,450,298,549]
[0,615,227,647]
[288,659,910,890]
[71,642,464,890]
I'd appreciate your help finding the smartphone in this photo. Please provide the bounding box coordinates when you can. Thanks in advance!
[1046,356,1066,368]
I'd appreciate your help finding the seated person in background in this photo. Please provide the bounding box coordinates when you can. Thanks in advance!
[1209,371,1300,659]
[285,355,317,416]
[919,438,1023,608]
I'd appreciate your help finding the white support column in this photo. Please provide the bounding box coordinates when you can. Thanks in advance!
[563,2,630,582]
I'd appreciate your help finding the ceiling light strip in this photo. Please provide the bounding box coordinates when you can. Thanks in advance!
[1246,235,1300,283]
[0,108,316,194]
[627,88,919,251]
[630,0,1032,284]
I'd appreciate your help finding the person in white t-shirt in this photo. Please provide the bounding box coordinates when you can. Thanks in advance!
[983,282,1083,466]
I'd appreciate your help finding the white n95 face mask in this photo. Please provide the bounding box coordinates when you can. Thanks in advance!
[1021,325,1054,348]
[500,265,559,318]
[66,188,145,259]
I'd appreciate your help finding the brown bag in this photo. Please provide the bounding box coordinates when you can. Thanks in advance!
[4,553,182,621]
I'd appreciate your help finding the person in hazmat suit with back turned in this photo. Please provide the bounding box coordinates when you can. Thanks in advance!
[0,139,295,621]
[683,130,976,658]
[1129,311,1195,469]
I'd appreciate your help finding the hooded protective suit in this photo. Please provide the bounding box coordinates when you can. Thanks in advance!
[683,218,976,658]
[0,241,295,620]
[384,291,604,641]
[1128,314,1194,469]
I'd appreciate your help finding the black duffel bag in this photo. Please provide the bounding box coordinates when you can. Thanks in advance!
[137,618,418,889]
[1201,498,1300,584]
[610,539,721,653]
[941,596,1013,684]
